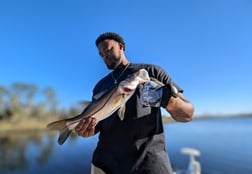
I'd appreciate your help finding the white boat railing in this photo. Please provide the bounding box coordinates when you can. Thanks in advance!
[175,147,201,174]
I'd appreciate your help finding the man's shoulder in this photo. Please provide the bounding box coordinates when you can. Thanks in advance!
[131,63,166,76]
[130,63,163,72]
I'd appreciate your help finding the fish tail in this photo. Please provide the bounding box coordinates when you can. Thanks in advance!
[58,126,72,145]
[47,120,72,145]
[47,120,67,130]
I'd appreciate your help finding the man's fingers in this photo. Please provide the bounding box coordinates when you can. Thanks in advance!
[86,118,96,136]
[75,117,97,137]
[75,118,91,133]
[88,118,96,129]
[75,119,86,131]
[87,126,95,137]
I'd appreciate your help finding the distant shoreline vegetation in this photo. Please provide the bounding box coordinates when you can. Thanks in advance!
[0,82,83,122]
[193,113,252,119]
[1,82,251,133]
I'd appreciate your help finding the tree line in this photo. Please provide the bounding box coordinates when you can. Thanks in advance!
[0,82,79,121]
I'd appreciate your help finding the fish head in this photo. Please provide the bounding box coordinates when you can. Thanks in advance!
[135,69,150,83]
[119,69,150,93]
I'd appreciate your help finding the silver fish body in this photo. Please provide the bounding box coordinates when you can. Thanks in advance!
[47,69,150,145]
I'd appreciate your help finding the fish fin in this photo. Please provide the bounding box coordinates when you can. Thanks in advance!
[47,120,72,145]
[58,126,72,145]
[118,105,126,121]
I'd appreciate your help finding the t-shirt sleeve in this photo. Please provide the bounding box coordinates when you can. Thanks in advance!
[145,64,183,93]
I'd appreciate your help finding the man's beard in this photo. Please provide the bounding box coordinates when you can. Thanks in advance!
[106,61,119,70]
[106,52,121,70]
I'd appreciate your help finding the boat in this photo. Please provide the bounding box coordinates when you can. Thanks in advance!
[175,147,201,174]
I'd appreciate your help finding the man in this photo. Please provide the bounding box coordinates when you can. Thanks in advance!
[75,32,194,174]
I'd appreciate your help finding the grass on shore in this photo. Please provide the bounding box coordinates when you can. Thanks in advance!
[0,119,54,134]
[0,116,175,134]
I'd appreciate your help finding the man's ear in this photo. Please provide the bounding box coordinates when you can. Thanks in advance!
[118,42,124,51]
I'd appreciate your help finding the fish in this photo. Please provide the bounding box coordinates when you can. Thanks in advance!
[47,69,150,145]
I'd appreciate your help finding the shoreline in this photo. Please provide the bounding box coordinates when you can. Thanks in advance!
[0,114,251,134]
[0,119,51,134]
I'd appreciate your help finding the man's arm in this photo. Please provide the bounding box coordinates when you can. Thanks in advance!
[165,92,194,122]
[160,82,194,122]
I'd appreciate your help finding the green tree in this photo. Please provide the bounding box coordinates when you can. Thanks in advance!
[43,87,58,113]
[12,83,38,109]
[0,82,64,120]
[0,86,8,113]
[9,83,23,118]
[11,83,38,118]
[25,84,38,112]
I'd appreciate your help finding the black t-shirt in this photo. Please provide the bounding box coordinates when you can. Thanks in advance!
[91,63,181,174]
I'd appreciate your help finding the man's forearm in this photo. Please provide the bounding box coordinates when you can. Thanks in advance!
[166,93,194,122]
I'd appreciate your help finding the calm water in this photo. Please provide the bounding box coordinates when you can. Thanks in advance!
[165,116,252,174]
[0,117,251,174]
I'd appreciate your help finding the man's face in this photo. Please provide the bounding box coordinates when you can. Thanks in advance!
[97,39,123,70]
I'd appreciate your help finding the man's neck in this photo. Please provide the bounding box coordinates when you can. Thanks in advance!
[114,59,130,71]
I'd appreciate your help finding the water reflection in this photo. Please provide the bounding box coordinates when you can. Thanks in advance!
[0,132,52,172]
[0,131,96,174]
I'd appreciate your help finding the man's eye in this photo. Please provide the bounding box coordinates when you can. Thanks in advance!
[105,46,113,52]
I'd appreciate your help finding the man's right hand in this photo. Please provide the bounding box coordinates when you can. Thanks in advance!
[75,117,97,137]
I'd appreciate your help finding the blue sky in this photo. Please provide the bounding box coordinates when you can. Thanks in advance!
[0,0,251,115]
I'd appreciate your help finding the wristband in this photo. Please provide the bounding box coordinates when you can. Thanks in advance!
[161,84,178,107]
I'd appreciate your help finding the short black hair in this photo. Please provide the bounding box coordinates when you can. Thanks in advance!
[95,32,126,50]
